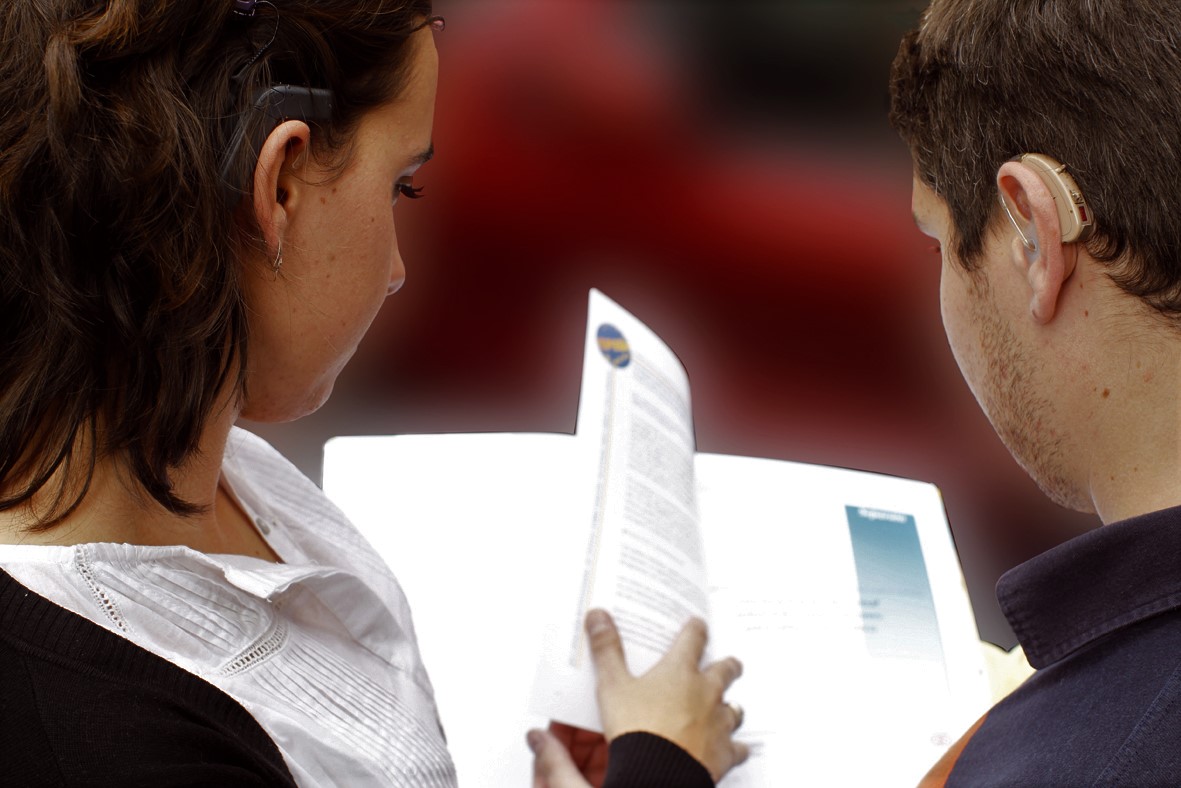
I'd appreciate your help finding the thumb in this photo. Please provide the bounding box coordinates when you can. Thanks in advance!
[585,608,629,687]
[529,729,591,788]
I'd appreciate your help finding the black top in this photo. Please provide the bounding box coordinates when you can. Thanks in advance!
[0,569,712,786]
[0,569,297,786]
[949,505,1181,785]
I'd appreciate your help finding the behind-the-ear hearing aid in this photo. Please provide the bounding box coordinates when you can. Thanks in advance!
[998,153,1096,249]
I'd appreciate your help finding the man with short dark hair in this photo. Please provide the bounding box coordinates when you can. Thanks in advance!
[891,1,1181,784]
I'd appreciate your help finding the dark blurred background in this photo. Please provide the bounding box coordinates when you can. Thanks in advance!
[244,0,1100,648]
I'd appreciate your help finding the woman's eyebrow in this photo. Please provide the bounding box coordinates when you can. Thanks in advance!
[410,143,435,166]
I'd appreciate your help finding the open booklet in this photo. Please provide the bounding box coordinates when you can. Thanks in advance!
[322,289,993,786]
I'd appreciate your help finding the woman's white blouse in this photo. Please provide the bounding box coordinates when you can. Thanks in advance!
[0,427,457,787]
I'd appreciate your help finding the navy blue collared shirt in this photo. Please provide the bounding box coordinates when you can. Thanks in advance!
[948,505,1181,785]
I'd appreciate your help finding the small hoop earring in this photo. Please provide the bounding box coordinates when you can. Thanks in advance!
[271,240,283,272]
[998,191,1037,252]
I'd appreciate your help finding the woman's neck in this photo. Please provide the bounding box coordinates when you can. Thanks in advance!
[0,402,281,562]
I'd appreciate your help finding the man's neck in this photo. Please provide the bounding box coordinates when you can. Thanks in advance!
[1075,321,1181,524]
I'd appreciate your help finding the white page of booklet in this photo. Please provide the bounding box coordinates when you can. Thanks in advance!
[695,453,990,786]
[324,433,991,787]
[323,432,586,788]
[530,289,712,732]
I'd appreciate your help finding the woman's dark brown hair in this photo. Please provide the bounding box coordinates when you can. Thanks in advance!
[890,0,1181,316]
[0,0,432,528]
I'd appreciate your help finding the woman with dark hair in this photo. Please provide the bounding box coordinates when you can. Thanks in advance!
[0,2,747,785]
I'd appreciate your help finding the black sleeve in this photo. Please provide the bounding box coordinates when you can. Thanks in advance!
[602,732,715,788]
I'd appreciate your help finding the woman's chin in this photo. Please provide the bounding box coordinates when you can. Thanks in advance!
[239,380,336,425]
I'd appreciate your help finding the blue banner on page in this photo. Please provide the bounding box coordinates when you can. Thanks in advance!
[845,506,944,664]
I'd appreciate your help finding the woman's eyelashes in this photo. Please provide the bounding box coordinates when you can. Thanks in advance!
[393,182,425,204]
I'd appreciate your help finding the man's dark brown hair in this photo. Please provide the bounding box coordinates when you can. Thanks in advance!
[890,0,1181,315]
[0,0,431,528]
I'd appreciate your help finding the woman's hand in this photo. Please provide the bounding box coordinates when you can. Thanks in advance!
[530,609,749,786]
[589,609,748,782]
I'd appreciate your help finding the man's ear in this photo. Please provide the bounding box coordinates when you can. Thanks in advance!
[997,161,1077,324]
[251,120,312,262]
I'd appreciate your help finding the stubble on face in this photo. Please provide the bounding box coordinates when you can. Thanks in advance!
[959,270,1090,511]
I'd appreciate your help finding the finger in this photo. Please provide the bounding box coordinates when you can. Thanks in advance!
[585,609,629,686]
[723,701,745,731]
[529,729,592,788]
[703,656,743,690]
[732,740,751,767]
[667,616,709,665]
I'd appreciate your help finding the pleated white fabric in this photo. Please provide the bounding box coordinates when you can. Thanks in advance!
[0,427,457,787]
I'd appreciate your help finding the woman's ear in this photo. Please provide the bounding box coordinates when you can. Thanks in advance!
[251,120,312,261]
[997,161,1077,325]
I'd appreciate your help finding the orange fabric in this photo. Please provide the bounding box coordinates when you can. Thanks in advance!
[917,712,990,788]
[548,722,609,786]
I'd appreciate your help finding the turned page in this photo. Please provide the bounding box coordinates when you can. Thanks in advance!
[532,289,710,730]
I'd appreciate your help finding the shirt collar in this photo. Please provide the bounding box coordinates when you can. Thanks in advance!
[998,504,1181,669]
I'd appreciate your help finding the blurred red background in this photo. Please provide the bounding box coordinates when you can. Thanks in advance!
[245,0,1100,647]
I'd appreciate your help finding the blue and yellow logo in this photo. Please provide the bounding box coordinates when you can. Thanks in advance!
[596,324,631,368]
